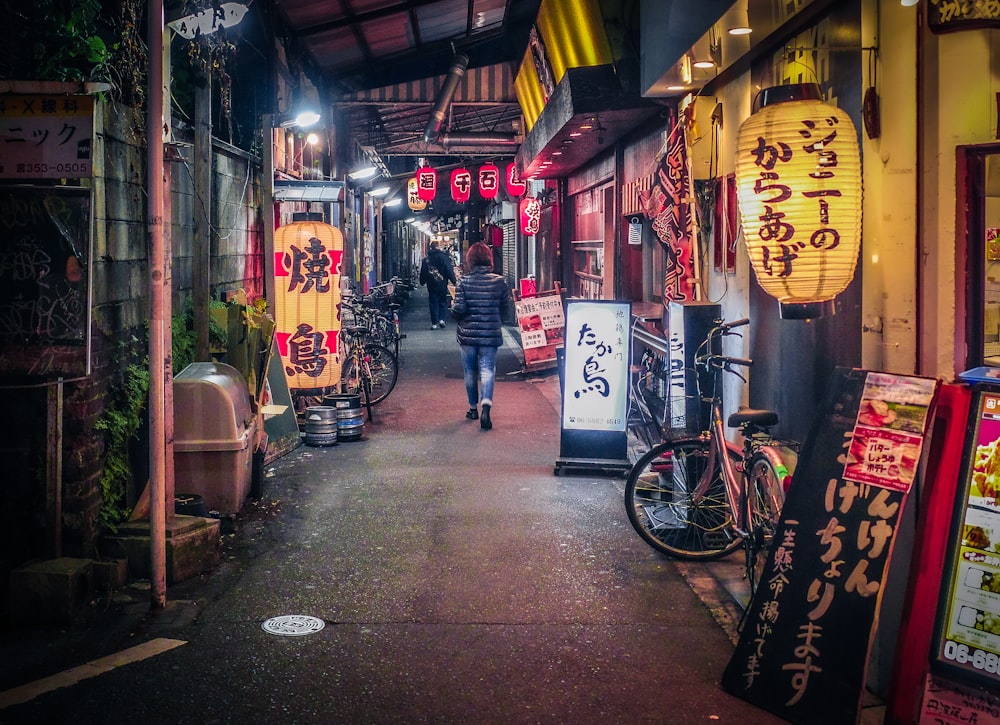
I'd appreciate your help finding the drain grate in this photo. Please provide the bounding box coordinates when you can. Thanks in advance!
[261,615,326,636]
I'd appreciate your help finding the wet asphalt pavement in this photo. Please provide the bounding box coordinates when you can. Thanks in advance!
[0,286,788,724]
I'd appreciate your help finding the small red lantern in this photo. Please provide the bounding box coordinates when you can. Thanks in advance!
[519,197,541,235]
[506,161,527,197]
[478,163,499,200]
[451,168,472,203]
[416,167,437,201]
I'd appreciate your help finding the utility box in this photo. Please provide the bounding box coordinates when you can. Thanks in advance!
[174,362,256,515]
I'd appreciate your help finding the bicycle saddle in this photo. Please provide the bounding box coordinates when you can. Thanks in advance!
[728,407,778,429]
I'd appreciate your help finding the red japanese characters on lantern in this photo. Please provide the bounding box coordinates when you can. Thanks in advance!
[505,161,527,197]
[407,177,426,211]
[451,168,472,203]
[273,213,345,390]
[735,83,862,319]
[519,197,541,235]
[478,163,499,200]
[416,167,437,201]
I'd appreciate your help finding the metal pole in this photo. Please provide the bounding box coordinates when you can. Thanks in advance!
[148,0,167,609]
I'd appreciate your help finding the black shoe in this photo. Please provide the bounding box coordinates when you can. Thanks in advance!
[480,404,492,430]
[466,408,478,420]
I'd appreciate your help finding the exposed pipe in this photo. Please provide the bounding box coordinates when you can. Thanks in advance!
[423,53,469,144]
[440,132,520,146]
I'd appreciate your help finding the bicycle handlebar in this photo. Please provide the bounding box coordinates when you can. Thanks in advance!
[719,317,749,331]
[696,353,753,369]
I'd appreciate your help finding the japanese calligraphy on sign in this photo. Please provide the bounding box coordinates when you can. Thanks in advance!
[929,0,1000,33]
[722,368,939,724]
[0,95,94,179]
[273,218,345,390]
[514,289,564,370]
[561,300,629,432]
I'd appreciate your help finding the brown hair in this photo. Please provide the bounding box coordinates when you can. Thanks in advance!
[466,242,493,269]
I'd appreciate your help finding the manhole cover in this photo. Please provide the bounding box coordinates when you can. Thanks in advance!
[261,615,326,636]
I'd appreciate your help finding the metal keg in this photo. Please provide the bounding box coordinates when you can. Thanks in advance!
[323,393,364,441]
[303,405,339,446]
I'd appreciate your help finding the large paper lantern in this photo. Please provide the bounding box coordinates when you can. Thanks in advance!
[520,197,541,235]
[505,161,527,197]
[735,83,862,319]
[451,167,472,203]
[273,213,344,390]
[478,162,499,200]
[416,166,437,201]
[407,177,426,211]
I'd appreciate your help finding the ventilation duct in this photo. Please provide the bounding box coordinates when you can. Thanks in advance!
[440,132,520,146]
[423,53,470,144]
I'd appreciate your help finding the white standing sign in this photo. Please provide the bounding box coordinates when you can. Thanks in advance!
[561,300,630,432]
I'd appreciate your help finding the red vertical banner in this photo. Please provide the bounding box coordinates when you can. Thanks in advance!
[713,173,737,273]
[640,122,699,302]
[273,216,344,390]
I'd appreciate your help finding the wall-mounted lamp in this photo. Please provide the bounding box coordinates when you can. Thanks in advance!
[383,198,402,207]
[900,0,918,6]
[369,185,391,197]
[279,110,321,128]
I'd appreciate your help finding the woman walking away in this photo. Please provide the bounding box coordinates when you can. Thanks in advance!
[450,242,512,430]
[419,240,457,329]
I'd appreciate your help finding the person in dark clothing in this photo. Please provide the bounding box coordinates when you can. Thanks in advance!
[450,242,512,430]
[419,240,457,329]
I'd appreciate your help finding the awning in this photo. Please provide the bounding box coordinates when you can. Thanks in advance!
[273,180,345,202]
[515,65,661,180]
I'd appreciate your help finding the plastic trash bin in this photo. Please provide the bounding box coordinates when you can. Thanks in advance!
[174,362,257,515]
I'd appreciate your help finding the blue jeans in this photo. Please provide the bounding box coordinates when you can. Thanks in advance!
[428,290,449,324]
[460,344,498,408]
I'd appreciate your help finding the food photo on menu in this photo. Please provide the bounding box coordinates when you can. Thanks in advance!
[842,372,936,491]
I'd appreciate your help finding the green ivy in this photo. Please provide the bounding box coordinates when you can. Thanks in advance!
[33,0,110,83]
[95,349,148,533]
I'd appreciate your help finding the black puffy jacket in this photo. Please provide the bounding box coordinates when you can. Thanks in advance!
[452,266,511,347]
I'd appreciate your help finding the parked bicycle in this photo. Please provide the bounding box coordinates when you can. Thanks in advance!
[338,318,399,414]
[341,293,404,360]
[623,317,798,601]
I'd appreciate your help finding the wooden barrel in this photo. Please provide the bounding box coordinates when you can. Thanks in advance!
[304,405,339,446]
[323,393,364,441]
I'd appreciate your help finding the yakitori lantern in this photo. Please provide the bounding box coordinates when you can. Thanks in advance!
[505,161,527,197]
[273,212,344,389]
[407,177,426,211]
[450,167,472,203]
[735,83,862,319]
[478,162,499,200]
[519,196,541,235]
[416,166,437,201]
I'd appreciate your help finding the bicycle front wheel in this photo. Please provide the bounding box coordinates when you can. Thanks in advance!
[343,343,398,405]
[624,438,742,560]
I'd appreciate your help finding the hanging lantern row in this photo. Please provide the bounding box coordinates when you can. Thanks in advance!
[410,161,526,205]
[734,83,862,319]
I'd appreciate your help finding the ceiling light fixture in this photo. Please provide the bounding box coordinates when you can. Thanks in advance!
[370,185,391,197]
[348,165,378,180]
[693,60,716,69]
[900,0,918,5]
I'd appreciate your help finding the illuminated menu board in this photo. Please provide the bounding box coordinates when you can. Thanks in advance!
[935,388,1000,687]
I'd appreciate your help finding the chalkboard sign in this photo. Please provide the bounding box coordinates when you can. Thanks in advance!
[0,187,91,347]
[722,367,939,724]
